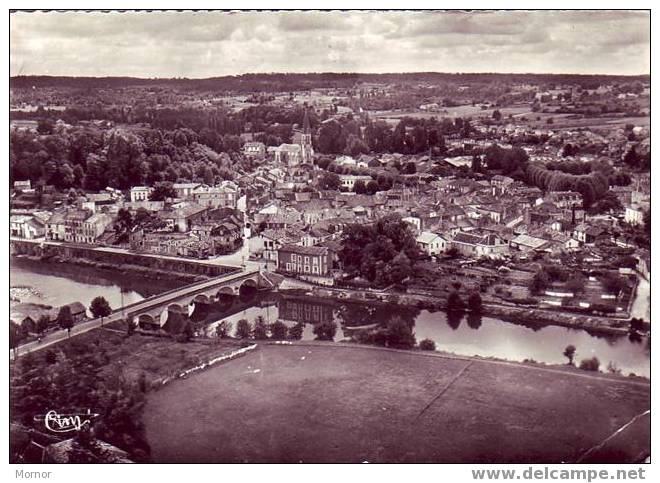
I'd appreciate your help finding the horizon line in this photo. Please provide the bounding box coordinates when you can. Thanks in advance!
[9,71,651,80]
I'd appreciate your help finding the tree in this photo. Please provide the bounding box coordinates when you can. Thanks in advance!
[202,166,214,185]
[236,319,251,339]
[467,291,482,313]
[57,306,74,337]
[270,320,288,340]
[215,320,232,339]
[339,214,420,284]
[563,345,576,365]
[313,320,337,341]
[530,269,550,295]
[630,317,645,333]
[37,118,55,134]
[9,321,24,357]
[419,338,436,351]
[126,319,136,336]
[365,180,380,195]
[252,316,269,340]
[446,291,465,311]
[385,316,416,349]
[288,322,304,340]
[353,180,367,194]
[149,181,177,201]
[471,155,482,173]
[492,109,502,121]
[90,296,112,324]
[579,357,600,372]
[35,315,50,336]
[318,172,341,190]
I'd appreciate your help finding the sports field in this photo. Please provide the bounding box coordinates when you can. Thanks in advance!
[144,344,650,463]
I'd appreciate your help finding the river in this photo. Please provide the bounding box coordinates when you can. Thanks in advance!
[10,258,650,377]
[10,256,179,317]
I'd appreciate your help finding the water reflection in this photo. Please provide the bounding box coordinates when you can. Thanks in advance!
[10,257,178,315]
[201,293,649,378]
[10,257,650,378]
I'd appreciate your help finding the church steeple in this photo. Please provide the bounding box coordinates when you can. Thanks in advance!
[300,108,314,164]
[302,108,311,134]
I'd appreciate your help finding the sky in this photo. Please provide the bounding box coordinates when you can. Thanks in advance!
[10,10,650,78]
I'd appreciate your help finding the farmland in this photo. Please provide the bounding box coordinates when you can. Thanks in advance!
[144,343,650,463]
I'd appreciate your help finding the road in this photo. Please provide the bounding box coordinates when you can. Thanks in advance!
[11,236,272,271]
[630,275,650,321]
[10,268,258,360]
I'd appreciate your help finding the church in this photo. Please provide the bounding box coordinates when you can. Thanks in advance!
[271,109,314,166]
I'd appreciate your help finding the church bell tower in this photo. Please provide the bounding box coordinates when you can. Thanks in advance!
[300,109,314,164]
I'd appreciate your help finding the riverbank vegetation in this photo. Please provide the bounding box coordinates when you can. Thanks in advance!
[9,328,248,462]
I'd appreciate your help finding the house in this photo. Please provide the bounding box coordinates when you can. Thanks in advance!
[130,186,152,202]
[13,180,31,192]
[416,231,448,256]
[133,231,211,258]
[277,244,332,277]
[46,212,64,241]
[79,213,114,244]
[191,215,243,255]
[10,314,36,334]
[451,231,509,257]
[490,175,514,191]
[509,234,552,252]
[335,155,357,166]
[339,174,372,191]
[573,223,607,245]
[160,203,208,232]
[172,183,201,200]
[253,227,305,260]
[243,141,266,159]
[64,209,92,243]
[624,202,648,225]
[403,216,422,234]
[10,215,45,239]
[192,182,239,209]
[301,226,332,247]
[545,191,583,209]
[61,301,87,323]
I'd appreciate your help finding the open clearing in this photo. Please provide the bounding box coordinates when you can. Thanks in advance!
[144,344,649,463]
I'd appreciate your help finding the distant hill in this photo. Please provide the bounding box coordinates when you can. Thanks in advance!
[9,72,650,92]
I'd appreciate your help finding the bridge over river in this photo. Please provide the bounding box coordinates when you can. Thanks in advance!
[11,268,282,359]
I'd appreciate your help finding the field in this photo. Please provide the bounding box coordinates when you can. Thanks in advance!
[143,343,650,463]
[369,105,531,123]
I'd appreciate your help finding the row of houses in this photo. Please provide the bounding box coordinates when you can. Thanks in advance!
[129,181,239,209]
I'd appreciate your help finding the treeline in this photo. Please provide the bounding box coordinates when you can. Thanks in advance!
[10,73,650,91]
[525,164,609,208]
[317,115,471,156]
[9,126,238,190]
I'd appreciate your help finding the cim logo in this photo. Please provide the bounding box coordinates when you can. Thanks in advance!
[34,410,100,433]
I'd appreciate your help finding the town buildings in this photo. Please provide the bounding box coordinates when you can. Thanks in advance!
[276,244,332,278]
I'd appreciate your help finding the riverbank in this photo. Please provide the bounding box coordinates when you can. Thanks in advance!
[13,253,207,285]
[279,284,644,337]
[143,342,650,463]
[10,238,238,283]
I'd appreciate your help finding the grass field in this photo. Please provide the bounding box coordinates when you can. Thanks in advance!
[143,344,650,463]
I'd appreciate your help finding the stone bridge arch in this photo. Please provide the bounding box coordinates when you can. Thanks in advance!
[238,278,258,300]
[136,313,159,330]
[216,286,236,299]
